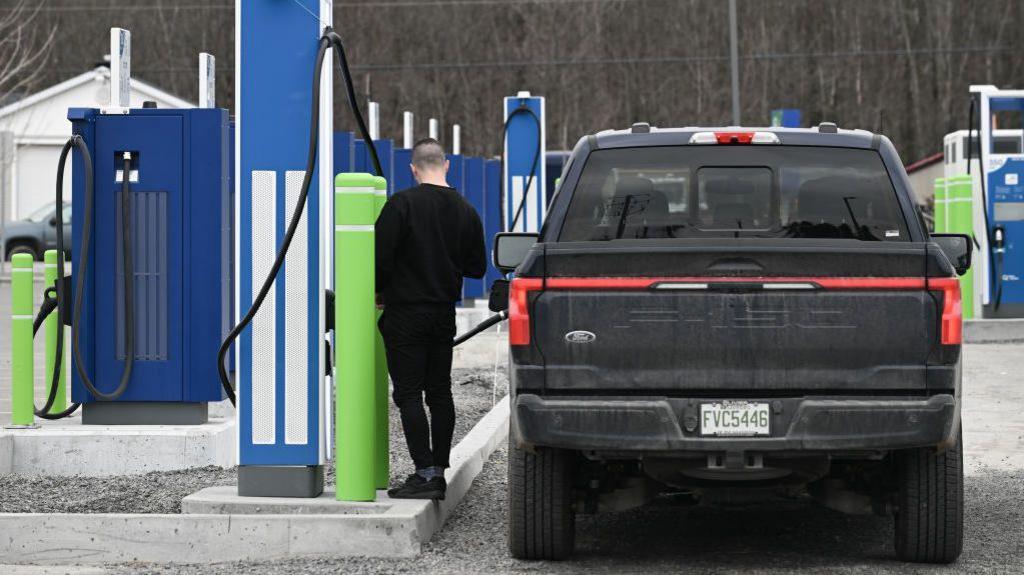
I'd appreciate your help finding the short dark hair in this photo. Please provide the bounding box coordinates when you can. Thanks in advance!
[411,138,446,171]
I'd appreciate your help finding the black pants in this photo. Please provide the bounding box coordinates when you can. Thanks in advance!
[379,304,457,471]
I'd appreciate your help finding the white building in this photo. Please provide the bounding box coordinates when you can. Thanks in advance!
[0,66,191,222]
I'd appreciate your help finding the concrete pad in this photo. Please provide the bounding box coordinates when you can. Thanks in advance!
[964,318,1024,344]
[0,396,510,564]
[1,566,109,575]
[0,413,236,476]
[961,343,1024,474]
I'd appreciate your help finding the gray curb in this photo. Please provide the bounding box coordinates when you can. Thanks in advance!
[0,396,511,565]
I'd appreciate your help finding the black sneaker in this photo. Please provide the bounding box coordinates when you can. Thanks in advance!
[387,473,446,500]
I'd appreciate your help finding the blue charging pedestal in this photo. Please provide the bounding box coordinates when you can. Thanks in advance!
[463,157,486,299]
[393,148,415,192]
[68,107,229,425]
[973,85,1024,318]
[236,0,332,497]
[503,92,546,233]
[484,158,503,285]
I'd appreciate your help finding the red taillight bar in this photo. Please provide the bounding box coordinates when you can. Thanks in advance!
[928,277,962,345]
[507,276,961,346]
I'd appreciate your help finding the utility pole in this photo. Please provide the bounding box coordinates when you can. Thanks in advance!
[729,0,740,126]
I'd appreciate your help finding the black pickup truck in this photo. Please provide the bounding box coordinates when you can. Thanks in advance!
[492,124,972,564]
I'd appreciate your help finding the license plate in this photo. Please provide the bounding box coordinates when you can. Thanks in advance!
[700,402,770,436]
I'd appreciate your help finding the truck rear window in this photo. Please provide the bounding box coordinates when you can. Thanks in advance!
[558,146,909,242]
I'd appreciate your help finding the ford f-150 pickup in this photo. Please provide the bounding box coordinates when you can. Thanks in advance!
[492,123,972,564]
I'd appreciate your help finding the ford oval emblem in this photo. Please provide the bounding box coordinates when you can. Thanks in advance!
[565,330,596,344]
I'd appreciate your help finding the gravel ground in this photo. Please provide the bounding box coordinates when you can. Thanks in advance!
[0,366,506,514]
[118,448,1024,575]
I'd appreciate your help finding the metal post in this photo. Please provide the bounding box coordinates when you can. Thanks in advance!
[44,250,67,413]
[429,118,439,140]
[199,53,216,109]
[452,124,461,156]
[368,102,380,141]
[10,253,34,426]
[403,112,414,149]
[728,0,740,126]
[335,172,378,501]
[372,175,390,489]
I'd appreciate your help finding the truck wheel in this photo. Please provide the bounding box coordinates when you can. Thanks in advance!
[508,438,575,560]
[893,428,964,564]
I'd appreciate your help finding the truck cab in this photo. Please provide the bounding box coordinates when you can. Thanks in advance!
[495,124,971,564]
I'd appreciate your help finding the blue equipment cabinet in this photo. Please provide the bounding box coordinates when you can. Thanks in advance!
[68,107,230,424]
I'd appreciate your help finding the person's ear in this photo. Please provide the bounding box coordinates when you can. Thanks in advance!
[444,159,450,173]
[410,163,418,182]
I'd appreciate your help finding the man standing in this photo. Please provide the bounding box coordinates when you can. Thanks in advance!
[376,138,486,500]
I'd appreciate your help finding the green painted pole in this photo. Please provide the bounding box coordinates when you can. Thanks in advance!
[335,172,378,502]
[44,250,67,413]
[10,253,34,426]
[933,177,946,233]
[948,175,975,319]
[372,176,390,490]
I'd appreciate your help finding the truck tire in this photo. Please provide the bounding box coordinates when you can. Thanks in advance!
[508,438,575,560]
[893,428,964,564]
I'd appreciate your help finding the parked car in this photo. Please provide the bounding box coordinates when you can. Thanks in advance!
[2,202,72,260]
[493,123,970,564]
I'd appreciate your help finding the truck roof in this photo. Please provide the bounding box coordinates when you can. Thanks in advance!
[592,124,882,150]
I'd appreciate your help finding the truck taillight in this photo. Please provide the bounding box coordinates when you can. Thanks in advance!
[509,278,543,346]
[928,277,962,345]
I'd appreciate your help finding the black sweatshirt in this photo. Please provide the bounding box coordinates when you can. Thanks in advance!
[375,183,486,305]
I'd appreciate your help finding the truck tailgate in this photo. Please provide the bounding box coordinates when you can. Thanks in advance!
[516,241,949,394]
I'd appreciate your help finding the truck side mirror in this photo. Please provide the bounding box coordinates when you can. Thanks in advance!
[493,232,538,274]
[931,233,972,276]
[488,279,509,312]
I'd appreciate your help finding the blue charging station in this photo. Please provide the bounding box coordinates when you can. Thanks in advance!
[236,0,332,497]
[463,157,486,299]
[68,106,230,424]
[972,85,1024,318]
[503,92,546,233]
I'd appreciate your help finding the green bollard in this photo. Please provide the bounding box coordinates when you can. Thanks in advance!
[10,253,34,426]
[372,176,390,490]
[948,175,975,319]
[933,177,946,233]
[43,250,67,413]
[335,172,378,502]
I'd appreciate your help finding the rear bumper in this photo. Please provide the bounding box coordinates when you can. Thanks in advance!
[513,393,958,453]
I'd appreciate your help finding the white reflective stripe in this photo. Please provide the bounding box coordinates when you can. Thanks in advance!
[284,170,309,445]
[11,268,34,273]
[334,186,375,195]
[11,315,34,320]
[374,190,387,196]
[511,176,524,232]
[762,283,818,290]
[335,225,374,232]
[44,264,58,269]
[251,170,276,445]
[653,283,709,290]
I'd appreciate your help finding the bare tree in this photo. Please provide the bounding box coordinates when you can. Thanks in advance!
[0,0,55,103]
